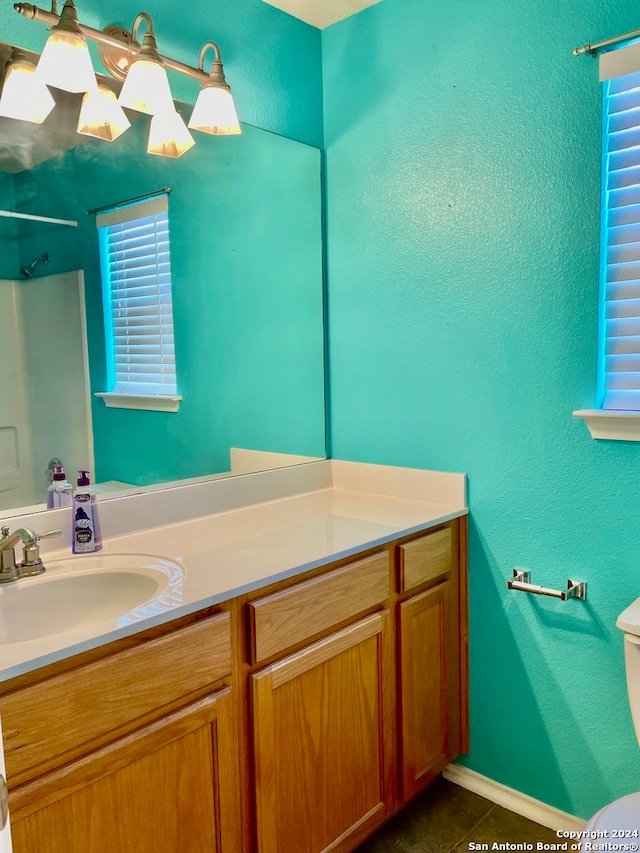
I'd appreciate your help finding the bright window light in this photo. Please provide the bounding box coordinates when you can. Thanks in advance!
[96,194,178,398]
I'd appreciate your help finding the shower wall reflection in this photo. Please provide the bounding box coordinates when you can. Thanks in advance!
[0,271,91,510]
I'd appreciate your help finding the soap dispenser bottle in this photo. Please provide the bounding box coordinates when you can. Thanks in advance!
[72,470,102,554]
[46,464,72,509]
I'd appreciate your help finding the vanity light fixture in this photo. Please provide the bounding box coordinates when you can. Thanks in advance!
[77,84,131,141]
[147,108,195,158]
[10,0,243,156]
[0,48,55,123]
[35,0,97,93]
[188,42,241,136]
[117,13,174,116]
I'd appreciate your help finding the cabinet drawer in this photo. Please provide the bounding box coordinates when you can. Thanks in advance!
[249,551,390,663]
[1,611,231,785]
[398,525,452,592]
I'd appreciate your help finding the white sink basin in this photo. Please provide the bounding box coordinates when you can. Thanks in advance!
[0,553,184,644]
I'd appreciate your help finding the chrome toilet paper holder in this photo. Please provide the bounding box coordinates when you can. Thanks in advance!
[507,569,587,601]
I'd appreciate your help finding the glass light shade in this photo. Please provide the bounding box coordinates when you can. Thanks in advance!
[0,58,55,124]
[147,109,195,158]
[118,58,174,115]
[36,30,97,93]
[77,85,131,141]
[188,86,241,136]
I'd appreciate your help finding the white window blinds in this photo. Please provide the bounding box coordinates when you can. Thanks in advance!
[600,46,640,410]
[97,194,177,398]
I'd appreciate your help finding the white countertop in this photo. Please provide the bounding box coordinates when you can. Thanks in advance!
[0,460,467,681]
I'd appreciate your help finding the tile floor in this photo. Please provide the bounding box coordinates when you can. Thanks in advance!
[356,778,561,852]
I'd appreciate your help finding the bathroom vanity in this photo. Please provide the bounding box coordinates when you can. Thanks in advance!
[0,460,468,853]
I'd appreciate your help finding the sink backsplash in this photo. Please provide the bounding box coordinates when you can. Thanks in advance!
[4,462,333,555]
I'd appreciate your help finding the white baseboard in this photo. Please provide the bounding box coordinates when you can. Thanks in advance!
[443,764,587,832]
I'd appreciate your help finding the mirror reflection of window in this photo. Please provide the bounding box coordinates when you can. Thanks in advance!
[95,191,182,413]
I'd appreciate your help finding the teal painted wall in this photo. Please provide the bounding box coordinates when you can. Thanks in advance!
[4,117,325,486]
[0,0,323,147]
[322,0,640,821]
[0,173,16,277]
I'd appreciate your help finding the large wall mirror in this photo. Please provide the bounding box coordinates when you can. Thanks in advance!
[0,44,326,517]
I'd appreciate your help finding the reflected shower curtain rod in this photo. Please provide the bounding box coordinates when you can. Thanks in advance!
[573,25,640,56]
[0,209,78,227]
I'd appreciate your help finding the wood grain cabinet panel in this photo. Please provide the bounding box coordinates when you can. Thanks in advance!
[251,611,394,853]
[249,551,390,663]
[1,612,232,785]
[10,687,242,853]
[398,580,461,801]
[398,525,452,592]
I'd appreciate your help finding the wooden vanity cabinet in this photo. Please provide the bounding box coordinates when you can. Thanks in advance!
[251,613,394,853]
[0,516,468,853]
[246,521,467,852]
[248,550,395,853]
[397,521,467,803]
[1,610,243,853]
[10,687,237,853]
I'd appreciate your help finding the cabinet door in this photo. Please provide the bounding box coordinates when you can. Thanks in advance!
[251,610,394,853]
[399,581,460,801]
[9,688,241,853]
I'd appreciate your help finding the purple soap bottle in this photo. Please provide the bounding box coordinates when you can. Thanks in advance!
[72,470,103,554]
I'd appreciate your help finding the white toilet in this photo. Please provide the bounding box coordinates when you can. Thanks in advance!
[583,598,640,830]
[583,792,640,830]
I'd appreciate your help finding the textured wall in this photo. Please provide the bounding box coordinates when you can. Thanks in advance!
[323,0,640,820]
[0,0,323,147]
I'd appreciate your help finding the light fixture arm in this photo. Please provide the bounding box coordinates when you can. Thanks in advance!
[198,41,221,70]
[13,2,214,83]
[198,41,230,90]
[129,11,161,62]
[130,11,153,42]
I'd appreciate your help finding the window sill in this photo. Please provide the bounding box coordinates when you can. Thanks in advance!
[95,393,182,413]
[573,409,640,441]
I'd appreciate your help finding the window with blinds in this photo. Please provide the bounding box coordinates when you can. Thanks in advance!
[96,194,179,404]
[600,46,640,411]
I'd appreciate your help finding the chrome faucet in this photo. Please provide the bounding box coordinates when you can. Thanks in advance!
[0,527,62,582]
